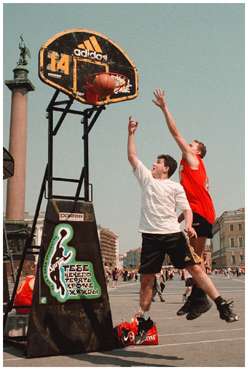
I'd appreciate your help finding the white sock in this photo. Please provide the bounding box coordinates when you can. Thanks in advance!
[138,309,150,320]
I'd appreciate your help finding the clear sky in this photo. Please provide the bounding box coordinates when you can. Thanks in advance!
[3,2,245,253]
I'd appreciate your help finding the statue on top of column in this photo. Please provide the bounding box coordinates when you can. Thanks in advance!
[17,35,31,66]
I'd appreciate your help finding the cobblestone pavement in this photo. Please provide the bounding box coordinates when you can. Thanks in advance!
[3,275,245,367]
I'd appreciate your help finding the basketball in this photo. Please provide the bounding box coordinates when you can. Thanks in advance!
[93,73,117,96]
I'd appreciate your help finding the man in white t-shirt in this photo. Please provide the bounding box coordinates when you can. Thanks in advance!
[127,116,238,343]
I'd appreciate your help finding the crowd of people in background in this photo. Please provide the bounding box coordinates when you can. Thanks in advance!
[104,264,188,289]
[104,263,140,288]
[212,266,245,278]
[104,263,245,289]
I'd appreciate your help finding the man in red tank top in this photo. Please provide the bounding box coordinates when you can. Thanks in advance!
[153,88,218,320]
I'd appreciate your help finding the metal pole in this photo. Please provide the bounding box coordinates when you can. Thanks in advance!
[3,222,16,282]
[47,110,53,198]
[83,113,89,201]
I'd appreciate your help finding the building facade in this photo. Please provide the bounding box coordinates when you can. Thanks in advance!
[123,248,141,269]
[5,214,119,274]
[118,254,125,269]
[211,208,245,268]
[4,211,45,278]
[98,226,119,268]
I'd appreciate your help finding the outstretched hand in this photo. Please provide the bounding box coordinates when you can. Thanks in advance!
[128,116,138,134]
[152,88,166,110]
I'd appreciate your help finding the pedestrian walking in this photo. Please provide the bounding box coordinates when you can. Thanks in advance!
[182,269,194,302]
[112,267,119,288]
[152,272,165,302]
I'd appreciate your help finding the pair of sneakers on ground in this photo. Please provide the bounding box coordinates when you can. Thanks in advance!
[136,287,239,343]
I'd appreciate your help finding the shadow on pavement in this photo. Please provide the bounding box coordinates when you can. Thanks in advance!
[4,343,183,367]
[69,348,184,367]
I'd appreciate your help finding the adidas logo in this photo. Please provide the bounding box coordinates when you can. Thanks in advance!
[74,36,108,62]
[77,36,102,53]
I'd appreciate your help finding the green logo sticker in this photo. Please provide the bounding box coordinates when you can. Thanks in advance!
[43,223,101,302]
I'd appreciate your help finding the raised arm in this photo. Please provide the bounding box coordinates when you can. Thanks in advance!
[127,116,139,169]
[153,89,198,168]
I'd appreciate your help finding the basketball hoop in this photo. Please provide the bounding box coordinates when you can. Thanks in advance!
[84,72,129,105]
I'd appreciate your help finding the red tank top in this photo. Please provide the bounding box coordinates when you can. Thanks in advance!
[179,155,215,224]
[14,275,35,314]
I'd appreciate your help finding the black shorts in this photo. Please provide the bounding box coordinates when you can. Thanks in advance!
[139,232,201,274]
[192,213,213,238]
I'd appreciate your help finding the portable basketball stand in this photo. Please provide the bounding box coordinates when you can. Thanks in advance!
[3,89,117,358]
[4,28,138,358]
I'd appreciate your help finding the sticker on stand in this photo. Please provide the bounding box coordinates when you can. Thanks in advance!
[43,223,101,302]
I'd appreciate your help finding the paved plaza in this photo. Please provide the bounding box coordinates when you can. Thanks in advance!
[3,274,245,367]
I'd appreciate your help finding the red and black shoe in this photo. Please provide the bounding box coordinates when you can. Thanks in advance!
[136,317,154,344]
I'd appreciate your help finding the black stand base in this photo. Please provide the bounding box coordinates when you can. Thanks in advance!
[26,199,116,358]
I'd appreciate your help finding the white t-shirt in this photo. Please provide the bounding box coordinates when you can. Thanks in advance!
[134,160,191,234]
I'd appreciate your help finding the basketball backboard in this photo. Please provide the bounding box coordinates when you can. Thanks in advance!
[39,29,139,105]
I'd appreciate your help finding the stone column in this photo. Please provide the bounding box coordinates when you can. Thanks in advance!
[5,66,35,221]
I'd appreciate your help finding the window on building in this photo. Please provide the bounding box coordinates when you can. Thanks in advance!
[230,224,234,231]
[240,255,244,263]
[238,223,242,231]
[239,237,243,248]
[230,238,235,248]
[231,255,236,265]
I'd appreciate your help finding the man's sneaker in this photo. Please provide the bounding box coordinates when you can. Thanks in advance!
[136,317,154,344]
[217,300,239,323]
[186,298,212,320]
[177,297,192,316]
